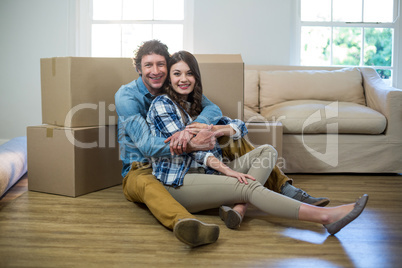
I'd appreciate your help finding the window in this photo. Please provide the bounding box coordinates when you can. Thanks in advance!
[299,0,398,85]
[79,0,192,57]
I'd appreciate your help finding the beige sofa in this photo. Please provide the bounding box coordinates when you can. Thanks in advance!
[243,65,402,173]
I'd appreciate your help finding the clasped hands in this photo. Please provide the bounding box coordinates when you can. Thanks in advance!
[164,122,224,155]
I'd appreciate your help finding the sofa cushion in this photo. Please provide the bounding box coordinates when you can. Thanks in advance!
[259,68,366,108]
[244,70,259,113]
[244,106,266,122]
[260,100,387,134]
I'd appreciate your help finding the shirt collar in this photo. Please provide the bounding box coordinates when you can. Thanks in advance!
[137,76,154,99]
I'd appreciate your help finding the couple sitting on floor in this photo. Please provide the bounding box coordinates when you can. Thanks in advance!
[115,40,368,247]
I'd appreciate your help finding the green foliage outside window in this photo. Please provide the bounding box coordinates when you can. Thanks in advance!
[321,28,392,79]
[301,27,393,80]
[333,28,361,66]
[364,28,393,67]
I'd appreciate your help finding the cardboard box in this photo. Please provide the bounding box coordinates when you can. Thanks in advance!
[41,55,244,128]
[196,54,244,120]
[27,125,122,197]
[245,122,283,157]
[41,57,139,127]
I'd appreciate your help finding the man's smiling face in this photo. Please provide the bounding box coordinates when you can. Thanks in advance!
[139,53,168,95]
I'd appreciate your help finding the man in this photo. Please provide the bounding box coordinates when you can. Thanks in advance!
[115,40,329,247]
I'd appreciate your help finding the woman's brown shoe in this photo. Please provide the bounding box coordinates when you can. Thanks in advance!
[324,194,369,235]
[219,205,243,229]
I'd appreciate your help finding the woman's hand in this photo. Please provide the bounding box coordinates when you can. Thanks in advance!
[186,122,211,135]
[222,169,256,185]
[206,156,254,184]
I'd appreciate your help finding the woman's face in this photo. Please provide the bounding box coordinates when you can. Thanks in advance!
[169,60,195,99]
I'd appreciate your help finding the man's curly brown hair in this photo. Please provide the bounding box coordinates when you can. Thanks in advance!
[133,40,170,74]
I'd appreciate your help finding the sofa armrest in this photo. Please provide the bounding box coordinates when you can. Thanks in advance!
[360,67,402,139]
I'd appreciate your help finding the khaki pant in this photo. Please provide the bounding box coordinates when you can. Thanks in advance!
[219,136,292,192]
[122,137,292,230]
[165,145,301,219]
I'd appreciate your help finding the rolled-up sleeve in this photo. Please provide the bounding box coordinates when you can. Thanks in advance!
[218,117,248,140]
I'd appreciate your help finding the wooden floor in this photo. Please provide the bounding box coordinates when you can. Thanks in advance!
[0,173,401,268]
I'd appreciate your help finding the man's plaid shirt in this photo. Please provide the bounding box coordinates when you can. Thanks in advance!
[146,95,247,187]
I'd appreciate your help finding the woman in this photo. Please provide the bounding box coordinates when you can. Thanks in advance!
[146,50,368,236]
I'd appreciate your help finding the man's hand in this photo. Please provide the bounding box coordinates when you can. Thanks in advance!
[186,125,224,153]
[186,122,210,135]
[164,129,192,155]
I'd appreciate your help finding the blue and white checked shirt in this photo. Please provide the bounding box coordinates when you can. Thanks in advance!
[146,95,248,187]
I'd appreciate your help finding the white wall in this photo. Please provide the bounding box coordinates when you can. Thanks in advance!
[0,0,401,141]
[193,0,297,65]
[0,0,72,142]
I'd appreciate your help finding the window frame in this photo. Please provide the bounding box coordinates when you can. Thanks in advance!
[76,0,194,57]
[296,0,400,86]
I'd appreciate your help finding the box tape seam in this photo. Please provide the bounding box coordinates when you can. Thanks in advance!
[46,126,57,138]
[52,58,56,76]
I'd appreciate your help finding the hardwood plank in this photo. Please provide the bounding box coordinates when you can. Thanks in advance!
[0,174,401,268]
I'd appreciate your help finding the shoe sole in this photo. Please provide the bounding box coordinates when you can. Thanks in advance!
[173,219,219,247]
[219,206,242,229]
[311,198,330,207]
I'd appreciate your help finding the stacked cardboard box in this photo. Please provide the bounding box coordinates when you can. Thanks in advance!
[27,55,245,197]
[27,57,139,197]
[27,125,123,197]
